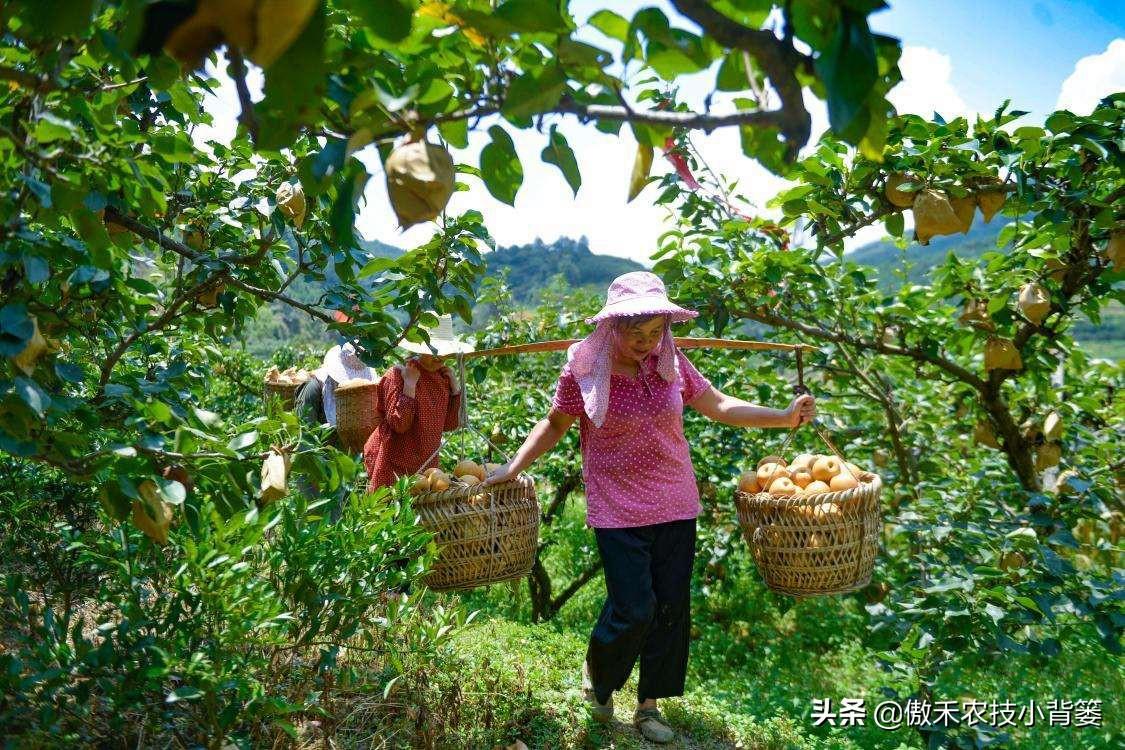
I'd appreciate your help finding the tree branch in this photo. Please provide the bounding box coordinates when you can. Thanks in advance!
[671,0,811,156]
[729,299,986,390]
[227,49,259,143]
[549,560,602,615]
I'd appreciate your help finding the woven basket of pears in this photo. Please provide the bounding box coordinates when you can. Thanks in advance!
[735,452,882,597]
[409,460,539,592]
[263,366,311,410]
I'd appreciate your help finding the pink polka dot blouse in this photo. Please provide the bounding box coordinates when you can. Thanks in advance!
[551,349,712,529]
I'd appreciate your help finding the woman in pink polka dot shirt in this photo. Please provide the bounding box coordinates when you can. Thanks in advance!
[484,271,815,743]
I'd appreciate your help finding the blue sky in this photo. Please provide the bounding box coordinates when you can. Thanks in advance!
[198,2,1125,262]
[868,0,1125,119]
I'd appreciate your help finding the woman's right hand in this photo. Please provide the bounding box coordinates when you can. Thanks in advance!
[401,360,420,395]
[484,461,517,486]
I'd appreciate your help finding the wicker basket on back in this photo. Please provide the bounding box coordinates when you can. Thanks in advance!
[263,380,303,410]
[735,470,881,596]
[334,379,381,453]
[412,473,539,591]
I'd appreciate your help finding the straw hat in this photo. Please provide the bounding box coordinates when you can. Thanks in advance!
[397,314,475,356]
[586,271,698,325]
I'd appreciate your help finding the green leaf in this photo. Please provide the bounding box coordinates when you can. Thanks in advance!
[34,114,78,144]
[14,377,50,417]
[716,51,749,91]
[479,126,523,205]
[540,126,581,196]
[588,9,629,42]
[228,431,260,452]
[344,0,412,42]
[438,117,469,149]
[502,64,566,121]
[493,0,571,33]
[815,9,878,138]
[885,212,904,237]
[10,0,93,39]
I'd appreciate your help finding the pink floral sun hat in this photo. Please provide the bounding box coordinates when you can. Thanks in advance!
[566,272,698,427]
[585,271,698,324]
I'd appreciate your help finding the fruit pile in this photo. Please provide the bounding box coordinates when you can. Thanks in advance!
[264,366,312,387]
[334,376,379,392]
[409,459,505,502]
[737,453,872,496]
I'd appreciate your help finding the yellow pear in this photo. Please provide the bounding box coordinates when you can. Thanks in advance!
[803,480,831,495]
[10,315,49,376]
[976,189,1006,223]
[385,141,456,228]
[791,470,813,489]
[275,181,307,228]
[1043,411,1063,441]
[829,472,859,492]
[756,455,787,469]
[131,480,174,545]
[913,189,962,244]
[453,459,485,482]
[1035,442,1061,471]
[259,448,290,504]
[811,456,841,482]
[789,453,816,474]
[768,476,798,496]
[1017,283,1050,325]
[949,195,976,234]
[757,462,790,486]
[737,471,760,494]
[884,173,917,208]
[973,421,1000,449]
[984,337,1022,371]
[1107,232,1123,272]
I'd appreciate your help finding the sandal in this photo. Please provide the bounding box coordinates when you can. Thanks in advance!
[582,661,613,723]
[633,707,675,744]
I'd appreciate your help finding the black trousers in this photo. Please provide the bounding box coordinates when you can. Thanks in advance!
[586,517,696,705]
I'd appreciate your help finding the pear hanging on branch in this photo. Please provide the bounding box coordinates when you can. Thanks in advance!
[884,173,917,208]
[1106,232,1123,272]
[275,181,307,228]
[976,188,1007,223]
[913,189,962,245]
[131,480,174,545]
[9,314,50,376]
[384,140,456,229]
[1035,442,1062,471]
[949,195,976,234]
[259,446,291,505]
[156,0,319,70]
[1043,411,1064,441]
[984,337,1023,372]
[957,298,995,332]
[973,421,1000,449]
[1017,282,1051,324]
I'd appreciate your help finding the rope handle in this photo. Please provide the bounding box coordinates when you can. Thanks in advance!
[418,353,515,471]
[756,352,859,489]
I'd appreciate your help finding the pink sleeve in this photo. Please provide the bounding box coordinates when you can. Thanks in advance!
[677,351,712,404]
[551,363,585,416]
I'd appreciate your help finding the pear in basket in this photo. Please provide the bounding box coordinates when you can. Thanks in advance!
[804,480,831,495]
[811,456,841,482]
[737,471,760,494]
[757,462,790,486]
[791,468,813,489]
[454,459,486,482]
[410,474,432,495]
[789,453,816,474]
[830,472,859,491]
[768,476,798,496]
[429,470,451,492]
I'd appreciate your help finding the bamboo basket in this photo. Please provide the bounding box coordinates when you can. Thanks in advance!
[412,474,539,592]
[735,471,882,596]
[263,380,304,410]
[335,380,381,453]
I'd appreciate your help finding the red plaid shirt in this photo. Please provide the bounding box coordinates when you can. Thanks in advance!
[363,363,462,492]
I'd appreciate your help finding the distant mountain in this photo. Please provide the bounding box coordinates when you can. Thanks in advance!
[483,236,645,302]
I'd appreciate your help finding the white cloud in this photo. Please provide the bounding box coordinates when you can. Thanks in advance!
[888,46,970,120]
[1057,38,1125,115]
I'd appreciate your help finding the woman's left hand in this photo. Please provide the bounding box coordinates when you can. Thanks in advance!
[785,393,816,427]
[439,364,461,395]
